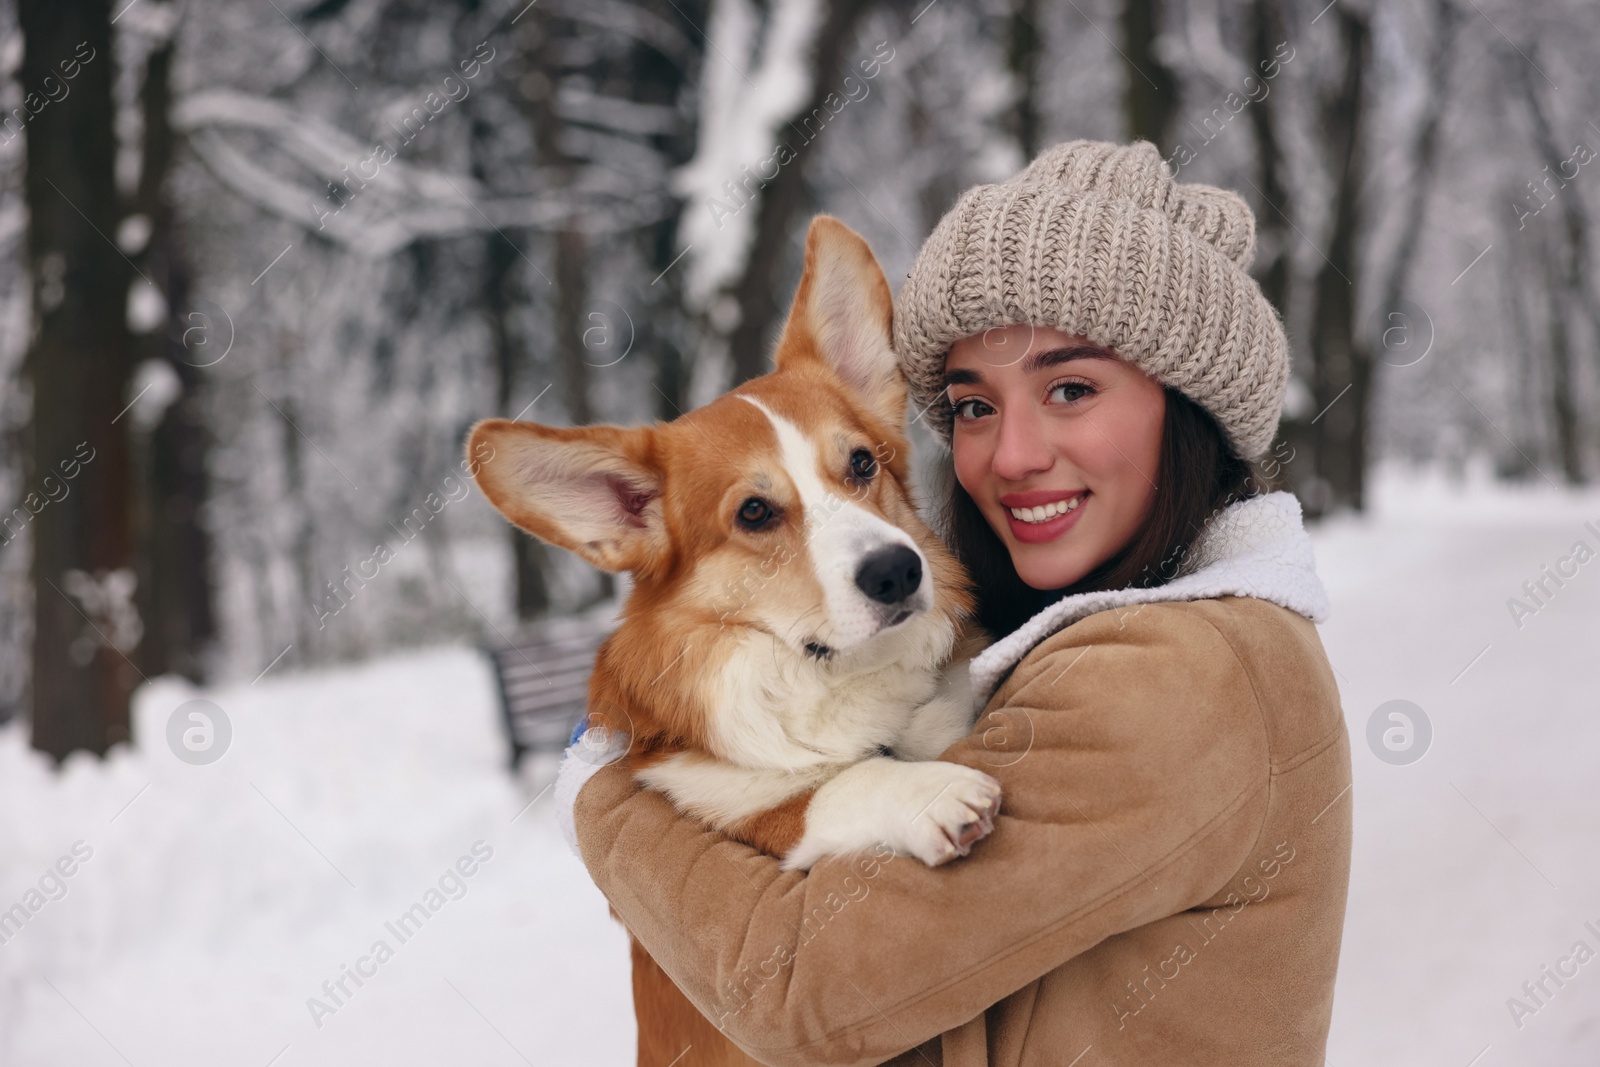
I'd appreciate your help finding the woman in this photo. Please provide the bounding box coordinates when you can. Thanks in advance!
[559,140,1351,1066]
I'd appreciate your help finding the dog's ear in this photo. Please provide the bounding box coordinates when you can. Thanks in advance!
[776,216,905,427]
[466,419,667,575]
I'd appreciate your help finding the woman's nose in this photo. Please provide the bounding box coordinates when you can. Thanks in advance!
[990,405,1053,481]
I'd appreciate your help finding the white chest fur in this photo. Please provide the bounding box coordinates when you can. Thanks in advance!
[704,607,971,771]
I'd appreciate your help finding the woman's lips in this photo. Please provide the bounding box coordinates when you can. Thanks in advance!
[1001,490,1088,545]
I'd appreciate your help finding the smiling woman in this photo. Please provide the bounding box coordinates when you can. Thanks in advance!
[940,325,1258,637]
[947,331,1164,565]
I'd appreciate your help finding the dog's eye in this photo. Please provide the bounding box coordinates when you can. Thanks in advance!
[737,497,773,529]
[849,448,877,481]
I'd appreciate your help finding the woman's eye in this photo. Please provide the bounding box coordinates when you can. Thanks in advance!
[952,397,994,420]
[1048,380,1096,404]
[737,497,773,529]
[849,448,877,480]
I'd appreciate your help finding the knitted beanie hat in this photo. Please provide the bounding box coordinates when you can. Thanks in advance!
[895,139,1288,460]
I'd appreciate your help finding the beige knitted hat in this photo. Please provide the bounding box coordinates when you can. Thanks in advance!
[895,139,1289,460]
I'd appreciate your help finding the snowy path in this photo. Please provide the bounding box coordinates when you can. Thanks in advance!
[1319,470,1600,1067]
[0,467,1596,1065]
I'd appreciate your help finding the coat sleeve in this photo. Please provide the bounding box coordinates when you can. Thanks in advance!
[573,604,1273,1067]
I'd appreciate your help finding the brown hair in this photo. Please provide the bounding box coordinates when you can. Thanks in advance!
[937,387,1265,639]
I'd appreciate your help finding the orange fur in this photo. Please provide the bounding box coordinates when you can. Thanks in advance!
[630,938,765,1067]
[723,787,815,858]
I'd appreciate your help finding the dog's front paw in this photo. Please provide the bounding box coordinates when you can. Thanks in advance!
[786,758,1002,871]
[895,762,1002,866]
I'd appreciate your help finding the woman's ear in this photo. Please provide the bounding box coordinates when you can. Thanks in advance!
[775,216,906,428]
[466,418,667,574]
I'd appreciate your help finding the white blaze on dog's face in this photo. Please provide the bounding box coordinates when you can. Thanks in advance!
[696,215,936,661]
[725,393,930,657]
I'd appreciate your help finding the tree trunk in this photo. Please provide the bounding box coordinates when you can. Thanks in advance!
[1246,0,1290,317]
[726,0,874,385]
[637,0,706,421]
[1375,0,1461,322]
[1539,251,1583,482]
[520,14,596,428]
[470,98,551,622]
[646,216,692,421]
[554,229,593,425]
[1121,0,1180,152]
[20,0,137,759]
[487,225,552,619]
[1244,0,1297,490]
[1007,0,1043,160]
[1305,3,1371,514]
[526,8,610,604]
[1496,210,1543,475]
[132,30,217,681]
[1516,44,1591,484]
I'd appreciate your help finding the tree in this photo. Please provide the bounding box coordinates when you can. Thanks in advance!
[1515,42,1592,484]
[130,13,218,681]
[1246,0,1292,319]
[1301,1,1371,514]
[20,0,138,759]
[1006,0,1044,160]
[722,0,879,385]
[1122,0,1181,151]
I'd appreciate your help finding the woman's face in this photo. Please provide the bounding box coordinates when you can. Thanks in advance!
[945,325,1166,591]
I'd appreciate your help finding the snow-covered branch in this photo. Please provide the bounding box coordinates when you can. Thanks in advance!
[173,89,672,255]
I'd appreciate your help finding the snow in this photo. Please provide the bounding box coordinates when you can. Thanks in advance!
[0,647,634,1066]
[1318,462,1600,1067]
[173,89,668,257]
[671,0,824,308]
[1,462,1596,1065]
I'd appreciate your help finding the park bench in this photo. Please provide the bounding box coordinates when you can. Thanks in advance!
[483,605,619,769]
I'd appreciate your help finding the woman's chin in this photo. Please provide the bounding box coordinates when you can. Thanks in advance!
[1012,553,1094,593]
[1001,513,1101,591]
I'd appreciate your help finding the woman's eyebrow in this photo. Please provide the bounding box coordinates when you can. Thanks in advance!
[942,345,1110,389]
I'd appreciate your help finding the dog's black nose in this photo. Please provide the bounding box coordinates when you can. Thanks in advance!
[855,544,922,604]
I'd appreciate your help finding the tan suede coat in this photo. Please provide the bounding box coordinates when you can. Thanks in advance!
[575,595,1352,1066]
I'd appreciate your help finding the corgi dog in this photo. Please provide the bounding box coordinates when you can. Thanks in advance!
[468,216,1000,1065]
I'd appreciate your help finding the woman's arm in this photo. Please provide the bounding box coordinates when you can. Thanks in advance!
[575,604,1272,1067]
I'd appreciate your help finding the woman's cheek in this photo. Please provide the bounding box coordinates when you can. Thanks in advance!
[1103,384,1165,485]
[950,431,989,501]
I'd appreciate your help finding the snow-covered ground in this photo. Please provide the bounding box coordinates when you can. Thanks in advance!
[1,463,1597,1066]
[1318,464,1600,1067]
[0,647,635,1066]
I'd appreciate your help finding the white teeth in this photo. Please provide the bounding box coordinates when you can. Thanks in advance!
[1008,496,1081,524]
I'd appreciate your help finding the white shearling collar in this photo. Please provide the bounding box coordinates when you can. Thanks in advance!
[969,491,1330,704]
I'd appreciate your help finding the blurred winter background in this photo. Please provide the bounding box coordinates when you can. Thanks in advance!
[0,0,1597,1064]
